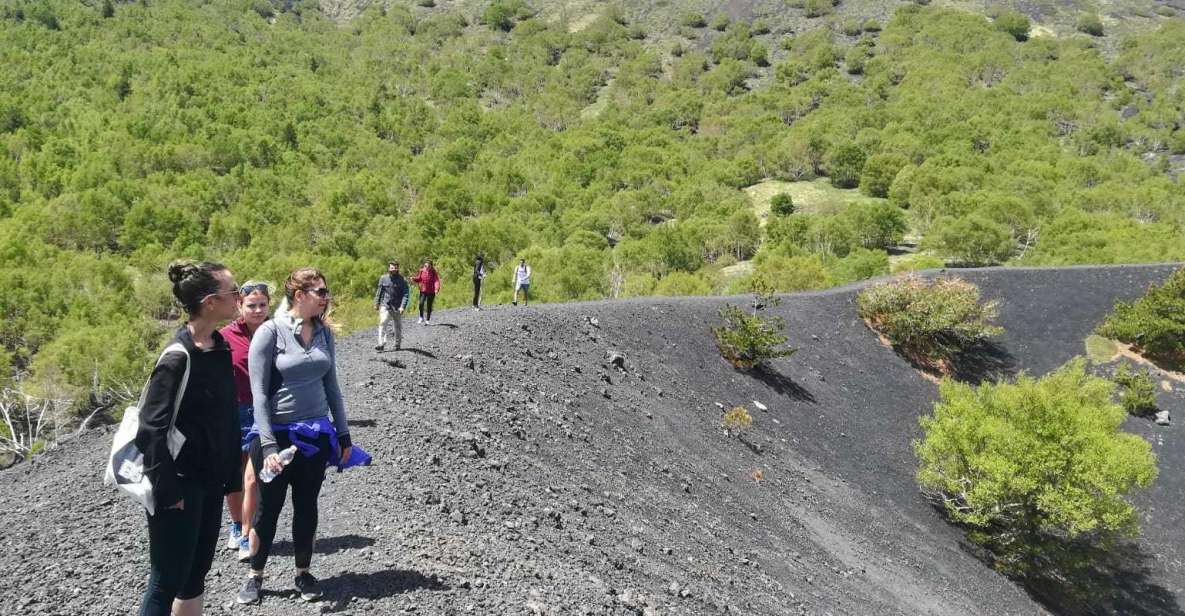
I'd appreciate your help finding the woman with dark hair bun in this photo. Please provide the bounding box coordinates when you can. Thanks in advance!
[136,260,243,616]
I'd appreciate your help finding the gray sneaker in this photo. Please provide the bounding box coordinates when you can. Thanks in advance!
[294,572,323,601]
[236,575,262,605]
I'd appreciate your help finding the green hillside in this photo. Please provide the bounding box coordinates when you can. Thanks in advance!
[0,0,1183,417]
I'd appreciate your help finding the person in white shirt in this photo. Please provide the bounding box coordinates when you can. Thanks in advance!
[512,259,531,306]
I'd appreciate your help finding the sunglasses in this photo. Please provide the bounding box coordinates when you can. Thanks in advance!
[201,288,241,303]
[303,286,331,299]
[240,282,269,296]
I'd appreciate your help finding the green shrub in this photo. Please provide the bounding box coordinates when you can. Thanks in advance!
[916,358,1157,571]
[710,13,730,31]
[722,405,753,433]
[654,271,713,296]
[483,0,527,31]
[845,48,866,74]
[750,41,769,67]
[832,247,889,284]
[841,19,863,36]
[1076,13,1104,36]
[770,193,795,216]
[753,254,833,292]
[803,0,832,18]
[712,304,797,370]
[857,275,1002,366]
[1096,268,1185,364]
[1112,363,1158,415]
[863,19,882,32]
[994,10,1030,41]
[928,215,1014,266]
[681,12,706,28]
[890,254,945,273]
[1154,6,1176,17]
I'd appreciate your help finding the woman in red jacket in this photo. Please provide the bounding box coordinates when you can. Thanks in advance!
[411,258,441,325]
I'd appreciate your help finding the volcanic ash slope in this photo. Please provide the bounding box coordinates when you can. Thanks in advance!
[2,264,1181,615]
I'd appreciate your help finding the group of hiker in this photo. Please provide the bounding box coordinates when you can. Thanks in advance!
[372,254,533,351]
[131,261,366,615]
[127,254,535,614]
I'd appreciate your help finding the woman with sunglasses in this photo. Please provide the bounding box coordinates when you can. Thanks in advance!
[137,261,242,616]
[217,281,271,562]
[237,268,352,605]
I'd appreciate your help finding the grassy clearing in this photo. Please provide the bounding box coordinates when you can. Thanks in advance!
[1085,334,1119,363]
[744,178,887,224]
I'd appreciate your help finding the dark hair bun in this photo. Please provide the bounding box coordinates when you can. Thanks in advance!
[167,261,198,284]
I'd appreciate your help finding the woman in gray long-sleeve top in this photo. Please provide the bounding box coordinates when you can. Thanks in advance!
[236,267,352,605]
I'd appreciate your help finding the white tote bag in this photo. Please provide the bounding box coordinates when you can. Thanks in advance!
[103,342,190,515]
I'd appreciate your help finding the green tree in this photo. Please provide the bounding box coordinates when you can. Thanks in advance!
[916,358,1157,570]
[1076,13,1104,37]
[994,10,1030,41]
[827,143,866,189]
[860,153,908,198]
[929,215,1014,265]
[770,193,795,216]
[1097,267,1185,364]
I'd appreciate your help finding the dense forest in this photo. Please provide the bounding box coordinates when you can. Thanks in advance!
[0,0,1183,415]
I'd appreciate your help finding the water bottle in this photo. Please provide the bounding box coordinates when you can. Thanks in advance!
[258,445,298,483]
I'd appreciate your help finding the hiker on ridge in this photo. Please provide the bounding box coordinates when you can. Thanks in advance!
[237,267,352,605]
[374,260,410,351]
[218,280,271,562]
[411,258,441,325]
[137,261,242,616]
[472,253,486,311]
[512,258,532,306]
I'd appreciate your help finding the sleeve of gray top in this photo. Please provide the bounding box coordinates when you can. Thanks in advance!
[322,327,350,440]
[248,321,279,456]
[374,276,383,306]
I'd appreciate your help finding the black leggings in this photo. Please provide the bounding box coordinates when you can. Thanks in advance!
[419,292,435,320]
[472,277,482,308]
[249,432,329,571]
[139,479,221,614]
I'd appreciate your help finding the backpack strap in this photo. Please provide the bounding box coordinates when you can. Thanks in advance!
[136,342,191,412]
[162,342,191,436]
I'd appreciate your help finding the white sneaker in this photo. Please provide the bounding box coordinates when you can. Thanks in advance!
[417,317,424,324]
[425,320,432,326]
[226,521,242,550]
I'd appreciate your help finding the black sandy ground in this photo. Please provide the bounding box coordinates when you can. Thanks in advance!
[2,264,1181,615]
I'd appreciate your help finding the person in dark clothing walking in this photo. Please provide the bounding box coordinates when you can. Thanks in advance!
[411,258,441,325]
[136,261,243,616]
[374,261,410,351]
[472,253,486,310]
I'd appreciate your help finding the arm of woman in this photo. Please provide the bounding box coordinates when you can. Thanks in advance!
[248,321,279,459]
[134,351,187,511]
[321,327,352,457]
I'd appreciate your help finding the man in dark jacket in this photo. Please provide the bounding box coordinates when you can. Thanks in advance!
[374,261,410,351]
[472,253,486,310]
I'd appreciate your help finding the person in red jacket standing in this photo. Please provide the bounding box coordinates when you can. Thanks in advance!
[411,258,441,325]
[218,281,271,562]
